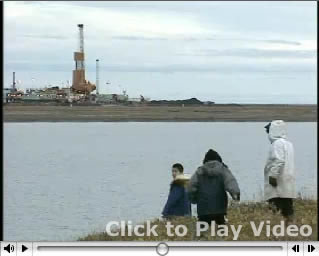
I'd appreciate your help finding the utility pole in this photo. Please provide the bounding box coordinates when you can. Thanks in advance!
[96,59,99,95]
[12,72,16,91]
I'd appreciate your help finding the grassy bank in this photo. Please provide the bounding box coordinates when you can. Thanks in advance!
[79,199,317,241]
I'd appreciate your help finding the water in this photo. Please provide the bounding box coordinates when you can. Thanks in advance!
[4,122,317,241]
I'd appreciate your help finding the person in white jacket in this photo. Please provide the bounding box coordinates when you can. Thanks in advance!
[264,120,296,221]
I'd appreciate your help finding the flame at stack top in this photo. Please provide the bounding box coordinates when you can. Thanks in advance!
[71,24,96,94]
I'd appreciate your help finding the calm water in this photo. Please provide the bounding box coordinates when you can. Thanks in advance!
[4,122,317,241]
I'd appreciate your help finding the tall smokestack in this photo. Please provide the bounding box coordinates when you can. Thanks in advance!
[96,59,99,95]
[12,72,16,91]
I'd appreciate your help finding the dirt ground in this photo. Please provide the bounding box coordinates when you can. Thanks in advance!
[3,104,317,122]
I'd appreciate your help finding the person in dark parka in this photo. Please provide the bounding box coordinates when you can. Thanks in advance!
[162,163,191,218]
[188,149,240,225]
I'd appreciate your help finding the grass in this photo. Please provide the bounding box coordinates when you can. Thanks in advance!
[79,199,317,241]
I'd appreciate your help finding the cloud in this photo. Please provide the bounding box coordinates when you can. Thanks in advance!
[3,1,316,103]
[200,37,302,46]
[110,34,303,46]
[177,48,316,59]
[261,40,301,46]
[5,61,316,74]
[109,35,303,46]
[111,36,168,41]
[20,34,69,40]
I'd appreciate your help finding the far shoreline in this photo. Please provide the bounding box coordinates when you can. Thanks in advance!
[3,103,317,122]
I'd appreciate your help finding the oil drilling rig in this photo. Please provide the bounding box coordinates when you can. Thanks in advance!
[72,24,96,94]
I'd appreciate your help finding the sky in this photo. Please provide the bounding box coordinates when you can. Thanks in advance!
[3,1,317,103]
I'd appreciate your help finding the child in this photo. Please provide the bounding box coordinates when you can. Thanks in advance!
[188,149,240,225]
[162,163,191,218]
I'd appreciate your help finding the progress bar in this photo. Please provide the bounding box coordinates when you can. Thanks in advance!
[38,245,283,251]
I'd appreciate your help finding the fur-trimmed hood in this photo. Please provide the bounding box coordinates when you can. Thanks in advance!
[162,174,192,217]
[171,174,190,187]
[196,160,226,177]
[188,160,240,215]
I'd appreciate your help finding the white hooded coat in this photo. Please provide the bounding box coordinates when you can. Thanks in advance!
[264,120,296,200]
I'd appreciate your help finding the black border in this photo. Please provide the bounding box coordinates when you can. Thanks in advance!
[1,0,4,243]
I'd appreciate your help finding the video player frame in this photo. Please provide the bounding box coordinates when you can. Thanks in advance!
[2,0,318,254]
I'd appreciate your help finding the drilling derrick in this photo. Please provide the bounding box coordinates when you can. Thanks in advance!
[72,24,96,94]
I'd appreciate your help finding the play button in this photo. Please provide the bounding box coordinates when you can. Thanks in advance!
[22,245,28,252]
[17,242,32,255]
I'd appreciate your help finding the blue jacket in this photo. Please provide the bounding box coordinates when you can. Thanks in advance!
[188,161,240,216]
[162,179,191,217]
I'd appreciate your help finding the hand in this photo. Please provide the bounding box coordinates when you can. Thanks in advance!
[233,193,240,201]
[269,176,278,187]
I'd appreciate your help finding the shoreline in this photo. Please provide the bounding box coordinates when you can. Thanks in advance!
[4,104,317,122]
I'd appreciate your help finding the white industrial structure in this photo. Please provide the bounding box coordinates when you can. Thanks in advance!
[96,59,99,95]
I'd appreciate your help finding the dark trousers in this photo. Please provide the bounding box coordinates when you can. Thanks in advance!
[198,214,226,226]
[268,198,294,217]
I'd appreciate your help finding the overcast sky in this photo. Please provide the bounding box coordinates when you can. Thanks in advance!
[4,1,317,103]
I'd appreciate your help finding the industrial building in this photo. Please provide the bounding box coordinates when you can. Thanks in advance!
[4,24,148,105]
[3,72,24,103]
